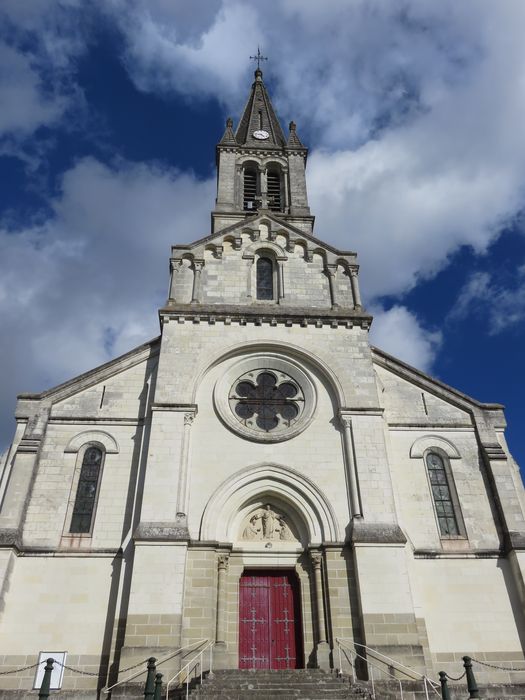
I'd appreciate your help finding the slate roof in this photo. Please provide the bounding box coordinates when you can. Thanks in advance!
[235,69,287,148]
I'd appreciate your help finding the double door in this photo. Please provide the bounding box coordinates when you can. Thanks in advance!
[239,570,302,669]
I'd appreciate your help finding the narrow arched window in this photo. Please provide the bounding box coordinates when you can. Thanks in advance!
[243,168,258,211]
[257,257,274,300]
[425,452,460,536]
[70,446,104,533]
[267,170,282,211]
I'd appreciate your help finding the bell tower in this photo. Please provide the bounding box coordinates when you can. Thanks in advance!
[213,67,314,235]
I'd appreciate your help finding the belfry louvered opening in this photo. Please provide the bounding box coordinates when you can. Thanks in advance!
[243,168,258,211]
[267,170,282,211]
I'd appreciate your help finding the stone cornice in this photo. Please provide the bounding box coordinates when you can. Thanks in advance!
[159,303,373,330]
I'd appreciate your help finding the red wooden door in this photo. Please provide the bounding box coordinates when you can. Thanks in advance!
[239,571,302,670]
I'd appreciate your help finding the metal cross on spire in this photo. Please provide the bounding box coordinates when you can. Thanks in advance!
[250,47,268,70]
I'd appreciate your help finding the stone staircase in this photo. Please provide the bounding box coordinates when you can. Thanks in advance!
[184,669,370,699]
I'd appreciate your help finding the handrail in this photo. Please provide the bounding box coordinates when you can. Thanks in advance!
[103,638,208,693]
[336,638,440,699]
[165,640,214,700]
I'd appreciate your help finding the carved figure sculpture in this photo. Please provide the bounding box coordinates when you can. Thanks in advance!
[241,505,297,542]
[262,504,278,538]
[242,515,262,540]
[278,516,294,541]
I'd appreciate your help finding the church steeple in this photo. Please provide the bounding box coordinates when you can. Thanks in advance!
[235,69,287,148]
[213,65,313,234]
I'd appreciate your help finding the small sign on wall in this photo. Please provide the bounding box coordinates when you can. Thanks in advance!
[33,652,67,690]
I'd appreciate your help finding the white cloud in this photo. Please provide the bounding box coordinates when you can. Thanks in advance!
[0,1,87,138]
[450,267,525,333]
[0,158,214,448]
[369,305,442,371]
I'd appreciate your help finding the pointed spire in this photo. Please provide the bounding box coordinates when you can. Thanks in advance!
[219,117,237,145]
[235,69,287,148]
[287,120,304,148]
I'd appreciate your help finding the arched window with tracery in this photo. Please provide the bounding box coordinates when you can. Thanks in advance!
[425,451,463,537]
[69,445,104,534]
[256,257,274,300]
[267,169,282,211]
[243,167,258,211]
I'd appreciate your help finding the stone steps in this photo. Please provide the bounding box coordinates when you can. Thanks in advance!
[186,669,370,699]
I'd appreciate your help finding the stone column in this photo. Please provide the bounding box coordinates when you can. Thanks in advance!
[260,167,268,209]
[339,414,362,518]
[245,257,254,298]
[176,411,196,523]
[283,168,290,212]
[215,555,229,644]
[191,260,204,303]
[326,265,338,308]
[350,268,362,310]
[311,553,326,643]
[276,260,285,301]
[311,552,330,669]
[168,260,180,302]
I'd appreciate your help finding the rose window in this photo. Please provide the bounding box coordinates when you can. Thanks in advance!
[229,370,304,433]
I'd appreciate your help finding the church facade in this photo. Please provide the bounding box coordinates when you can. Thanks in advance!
[0,68,524,695]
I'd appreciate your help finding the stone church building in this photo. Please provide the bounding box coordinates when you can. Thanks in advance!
[0,68,524,695]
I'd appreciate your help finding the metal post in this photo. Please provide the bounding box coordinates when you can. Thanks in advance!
[439,671,451,700]
[153,672,163,700]
[463,656,479,699]
[144,657,157,699]
[39,658,55,699]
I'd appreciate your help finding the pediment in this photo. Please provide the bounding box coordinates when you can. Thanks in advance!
[171,213,356,268]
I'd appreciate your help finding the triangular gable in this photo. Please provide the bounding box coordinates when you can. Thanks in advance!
[172,213,356,264]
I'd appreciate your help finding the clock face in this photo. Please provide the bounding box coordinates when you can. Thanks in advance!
[253,129,269,140]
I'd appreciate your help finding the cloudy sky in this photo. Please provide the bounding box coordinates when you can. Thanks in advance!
[1,0,524,471]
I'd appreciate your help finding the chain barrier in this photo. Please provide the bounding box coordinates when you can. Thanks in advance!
[443,670,466,681]
[470,657,525,673]
[0,655,150,679]
[0,661,42,676]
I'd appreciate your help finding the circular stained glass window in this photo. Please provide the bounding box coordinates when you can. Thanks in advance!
[214,356,317,443]
[229,369,305,434]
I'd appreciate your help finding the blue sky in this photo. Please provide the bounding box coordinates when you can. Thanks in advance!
[0,1,524,474]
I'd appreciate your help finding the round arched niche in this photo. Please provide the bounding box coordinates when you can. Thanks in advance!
[235,496,307,549]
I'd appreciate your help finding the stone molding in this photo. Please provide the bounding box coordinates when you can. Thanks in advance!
[409,435,461,459]
[200,462,340,543]
[134,521,190,541]
[350,520,407,545]
[159,305,372,330]
[64,430,119,454]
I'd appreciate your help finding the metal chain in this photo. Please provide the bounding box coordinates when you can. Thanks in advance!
[54,656,150,677]
[0,655,152,680]
[444,670,466,681]
[0,661,42,676]
[471,657,525,673]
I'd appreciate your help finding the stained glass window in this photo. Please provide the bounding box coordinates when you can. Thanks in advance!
[230,371,303,433]
[70,446,103,534]
[425,452,460,536]
[257,257,274,300]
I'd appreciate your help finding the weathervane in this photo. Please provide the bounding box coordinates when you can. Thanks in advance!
[250,47,268,70]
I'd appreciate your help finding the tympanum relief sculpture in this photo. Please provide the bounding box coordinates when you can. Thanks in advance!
[241,504,298,542]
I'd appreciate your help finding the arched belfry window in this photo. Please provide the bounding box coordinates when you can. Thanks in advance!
[70,445,104,534]
[243,167,258,211]
[267,169,282,211]
[257,257,274,300]
[425,451,462,537]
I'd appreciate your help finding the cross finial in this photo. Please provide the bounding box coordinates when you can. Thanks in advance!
[250,47,268,70]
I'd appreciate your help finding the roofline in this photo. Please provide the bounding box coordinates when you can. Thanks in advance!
[18,336,160,402]
[172,212,357,258]
[371,345,504,411]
